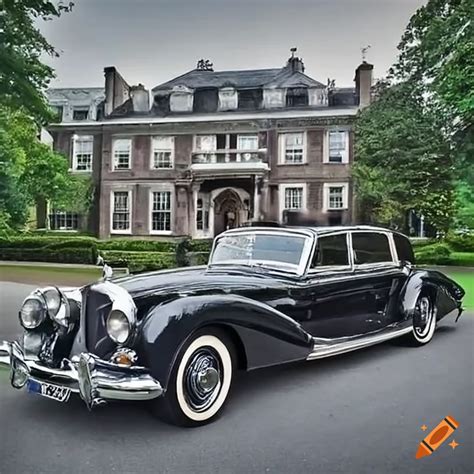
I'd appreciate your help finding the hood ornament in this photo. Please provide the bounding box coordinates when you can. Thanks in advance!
[96,254,113,280]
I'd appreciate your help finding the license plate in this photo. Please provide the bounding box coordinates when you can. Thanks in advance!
[27,379,71,403]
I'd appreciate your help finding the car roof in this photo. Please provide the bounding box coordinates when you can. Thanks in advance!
[221,224,402,238]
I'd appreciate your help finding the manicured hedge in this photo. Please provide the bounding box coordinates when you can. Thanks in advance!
[446,234,474,252]
[100,250,176,273]
[0,247,97,264]
[415,243,452,265]
[97,239,176,252]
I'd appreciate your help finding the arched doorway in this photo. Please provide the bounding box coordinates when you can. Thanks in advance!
[212,188,248,236]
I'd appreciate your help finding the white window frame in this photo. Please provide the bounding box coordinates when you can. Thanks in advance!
[278,132,306,165]
[112,137,132,171]
[237,134,258,151]
[279,183,307,220]
[194,135,217,152]
[151,136,175,169]
[323,183,349,211]
[72,135,93,172]
[149,187,174,235]
[110,190,132,234]
[324,130,349,164]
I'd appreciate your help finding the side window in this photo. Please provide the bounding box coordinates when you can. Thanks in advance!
[352,232,393,264]
[393,233,415,263]
[312,234,349,267]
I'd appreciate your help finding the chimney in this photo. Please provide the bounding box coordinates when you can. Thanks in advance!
[130,84,150,113]
[354,61,373,108]
[104,66,131,116]
[286,47,305,73]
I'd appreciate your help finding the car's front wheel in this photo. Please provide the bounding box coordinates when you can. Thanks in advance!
[154,329,235,427]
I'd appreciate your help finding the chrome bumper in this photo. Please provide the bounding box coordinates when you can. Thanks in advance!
[0,340,163,409]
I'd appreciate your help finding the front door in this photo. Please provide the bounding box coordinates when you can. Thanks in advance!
[213,189,244,236]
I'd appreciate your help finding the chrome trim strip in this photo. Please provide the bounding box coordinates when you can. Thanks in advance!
[306,323,412,360]
[0,341,164,406]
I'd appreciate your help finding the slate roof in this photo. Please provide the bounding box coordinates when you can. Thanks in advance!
[152,67,325,92]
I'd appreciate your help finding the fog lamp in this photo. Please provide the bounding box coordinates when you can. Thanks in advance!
[110,348,137,367]
[11,358,30,389]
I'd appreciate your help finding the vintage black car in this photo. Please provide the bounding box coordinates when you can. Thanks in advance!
[0,226,465,426]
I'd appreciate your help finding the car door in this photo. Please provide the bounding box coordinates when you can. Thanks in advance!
[349,230,409,329]
[300,231,377,339]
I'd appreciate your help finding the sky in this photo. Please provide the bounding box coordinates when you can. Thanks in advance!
[40,0,427,91]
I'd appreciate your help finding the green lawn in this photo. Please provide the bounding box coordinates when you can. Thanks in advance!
[445,269,474,309]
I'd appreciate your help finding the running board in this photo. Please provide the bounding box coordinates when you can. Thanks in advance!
[306,324,412,361]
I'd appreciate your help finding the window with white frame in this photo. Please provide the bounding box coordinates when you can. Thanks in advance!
[49,211,79,230]
[111,191,131,232]
[113,138,132,170]
[285,187,304,209]
[195,135,217,151]
[72,135,93,171]
[237,134,258,150]
[151,191,172,233]
[327,131,349,163]
[324,183,349,211]
[151,136,174,169]
[279,133,305,164]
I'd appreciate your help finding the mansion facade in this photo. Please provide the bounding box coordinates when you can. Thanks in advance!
[45,51,373,239]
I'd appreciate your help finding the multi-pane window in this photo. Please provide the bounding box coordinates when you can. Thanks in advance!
[328,186,344,209]
[49,211,79,230]
[284,187,304,210]
[328,131,348,163]
[112,191,131,232]
[237,134,258,150]
[286,88,309,107]
[151,191,172,232]
[196,197,210,231]
[152,136,174,169]
[195,135,217,151]
[280,133,304,164]
[73,135,93,171]
[113,138,132,170]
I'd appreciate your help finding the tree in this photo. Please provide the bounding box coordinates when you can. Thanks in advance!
[353,82,456,233]
[0,0,73,122]
[391,0,473,129]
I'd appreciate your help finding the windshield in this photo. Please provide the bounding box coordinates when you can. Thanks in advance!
[210,232,309,271]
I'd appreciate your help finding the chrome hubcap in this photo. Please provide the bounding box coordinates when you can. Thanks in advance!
[184,348,222,412]
[414,297,432,337]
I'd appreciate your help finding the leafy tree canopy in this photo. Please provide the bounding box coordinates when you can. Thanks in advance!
[0,0,73,122]
[354,82,456,233]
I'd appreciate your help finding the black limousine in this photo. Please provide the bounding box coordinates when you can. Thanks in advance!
[0,226,465,426]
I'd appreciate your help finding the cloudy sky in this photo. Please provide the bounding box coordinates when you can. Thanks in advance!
[40,0,426,90]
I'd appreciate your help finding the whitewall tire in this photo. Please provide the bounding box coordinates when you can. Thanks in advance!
[155,329,235,426]
[409,295,436,345]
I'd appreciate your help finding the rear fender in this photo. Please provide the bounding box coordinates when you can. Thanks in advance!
[400,270,464,322]
[136,294,313,390]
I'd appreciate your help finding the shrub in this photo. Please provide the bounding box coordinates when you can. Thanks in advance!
[188,239,213,253]
[445,234,474,252]
[415,243,452,265]
[188,251,210,266]
[97,239,176,252]
[0,247,96,264]
[100,250,176,273]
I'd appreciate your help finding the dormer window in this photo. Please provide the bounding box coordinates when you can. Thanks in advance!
[73,107,89,120]
[193,88,218,113]
[238,89,263,110]
[286,88,308,107]
[169,85,193,113]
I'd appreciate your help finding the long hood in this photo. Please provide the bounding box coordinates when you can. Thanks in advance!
[112,265,292,305]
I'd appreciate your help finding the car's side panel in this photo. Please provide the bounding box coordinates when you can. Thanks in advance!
[400,269,464,320]
[136,294,313,390]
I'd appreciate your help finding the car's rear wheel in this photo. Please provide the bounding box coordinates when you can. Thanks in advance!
[407,294,436,346]
[153,328,235,427]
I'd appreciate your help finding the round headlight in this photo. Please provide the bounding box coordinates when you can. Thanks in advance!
[19,297,47,329]
[106,310,130,344]
[43,288,62,317]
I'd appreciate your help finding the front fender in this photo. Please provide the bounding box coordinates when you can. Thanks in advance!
[136,294,313,390]
[400,269,464,321]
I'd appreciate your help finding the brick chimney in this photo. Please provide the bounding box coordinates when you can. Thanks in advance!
[104,66,131,116]
[286,47,305,73]
[130,84,149,113]
[354,61,373,108]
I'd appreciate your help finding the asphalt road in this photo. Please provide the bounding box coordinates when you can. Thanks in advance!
[0,281,472,474]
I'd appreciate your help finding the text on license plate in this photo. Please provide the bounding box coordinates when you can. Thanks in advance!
[27,379,71,402]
